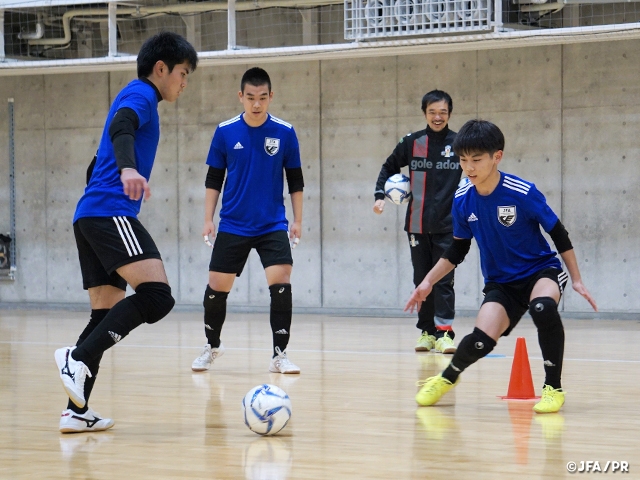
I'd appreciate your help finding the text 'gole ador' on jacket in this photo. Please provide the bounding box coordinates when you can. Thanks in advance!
[375,125,461,234]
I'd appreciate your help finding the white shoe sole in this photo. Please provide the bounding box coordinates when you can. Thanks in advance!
[269,366,301,374]
[60,422,115,433]
[191,364,211,372]
[415,346,432,352]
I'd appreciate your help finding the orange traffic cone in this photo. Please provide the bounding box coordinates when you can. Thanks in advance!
[500,337,538,400]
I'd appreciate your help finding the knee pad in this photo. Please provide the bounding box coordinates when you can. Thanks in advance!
[529,297,561,331]
[452,327,497,370]
[132,282,175,325]
[269,284,292,312]
[203,285,228,312]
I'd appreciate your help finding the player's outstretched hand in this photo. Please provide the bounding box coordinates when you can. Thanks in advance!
[373,199,385,215]
[572,280,598,312]
[202,221,216,248]
[404,282,433,314]
[121,169,150,201]
[289,221,302,249]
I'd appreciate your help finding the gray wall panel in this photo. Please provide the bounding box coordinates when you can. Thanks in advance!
[397,51,478,119]
[478,45,562,113]
[321,57,397,120]
[1,39,639,315]
[44,74,108,130]
[177,125,215,303]
[45,127,101,302]
[563,40,640,109]
[0,130,47,302]
[322,117,399,307]
[286,117,321,308]
[189,65,249,127]
[562,105,640,312]
[138,128,181,294]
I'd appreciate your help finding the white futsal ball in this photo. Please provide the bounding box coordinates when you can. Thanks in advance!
[242,384,292,436]
[384,173,411,205]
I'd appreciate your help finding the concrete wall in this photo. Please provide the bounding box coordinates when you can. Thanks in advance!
[0,39,639,315]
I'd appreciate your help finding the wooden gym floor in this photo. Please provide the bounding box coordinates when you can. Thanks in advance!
[0,309,638,479]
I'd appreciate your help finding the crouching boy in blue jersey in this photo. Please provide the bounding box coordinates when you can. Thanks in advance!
[405,119,597,413]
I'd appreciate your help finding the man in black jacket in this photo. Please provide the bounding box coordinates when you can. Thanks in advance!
[374,90,462,353]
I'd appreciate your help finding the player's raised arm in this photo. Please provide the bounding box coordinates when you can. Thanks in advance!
[285,165,304,248]
[109,107,151,201]
[405,257,456,313]
[203,166,224,246]
[559,248,598,312]
[547,219,598,312]
[404,236,470,313]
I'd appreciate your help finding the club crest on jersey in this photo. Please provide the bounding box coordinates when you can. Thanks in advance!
[441,145,453,158]
[497,206,517,227]
[265,137,280,156]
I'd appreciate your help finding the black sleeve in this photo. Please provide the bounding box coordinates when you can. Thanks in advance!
[205,166,226,191]
[374,138,410,200]
[285,167,304,194]
[548,219,573,254]
[108,107,139,172]
[442,238,472,265]
[86,153,97,185]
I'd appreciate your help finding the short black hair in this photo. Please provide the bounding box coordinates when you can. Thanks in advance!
[421,90,453,114]
[452,119,505,156]
[137,32,198,78]
[241,67,271,93]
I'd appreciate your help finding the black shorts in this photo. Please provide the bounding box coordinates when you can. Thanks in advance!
[209,230,293,276]
[74,216,162,290]
[482,267,569,336]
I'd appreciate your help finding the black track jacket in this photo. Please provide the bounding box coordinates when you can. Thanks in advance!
[374,125,461,235]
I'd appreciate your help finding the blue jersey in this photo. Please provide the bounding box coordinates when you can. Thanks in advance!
[74,79,160,221]
[206,113,301,236]
[452,171,562,283]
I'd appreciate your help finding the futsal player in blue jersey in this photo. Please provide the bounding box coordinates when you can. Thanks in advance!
[192,67,304,374]
[405,119,597,413]
[54,32,198,432]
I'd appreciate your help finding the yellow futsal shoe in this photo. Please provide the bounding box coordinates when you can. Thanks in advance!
[415,374,459,406]
[533,385,566,413]
[415,332,436,352]
[434,333,457,354]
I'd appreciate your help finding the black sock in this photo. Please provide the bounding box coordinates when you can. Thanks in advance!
[529,297,564,390]
[538,324,564,390]
[269,284,292,357]
[72,297,146,365]
[203,286,228,348]
[441,327,496,383]
[67,309,109,414]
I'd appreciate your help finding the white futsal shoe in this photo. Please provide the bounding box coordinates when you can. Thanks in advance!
[269,347,301,374]
[59,408,115,433]
[192,343,225,372]
[55,346,92,408]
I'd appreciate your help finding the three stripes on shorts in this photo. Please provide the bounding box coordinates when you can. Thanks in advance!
[113,216,143,256]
